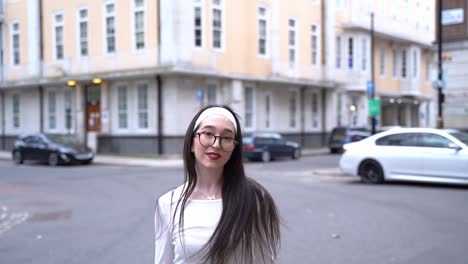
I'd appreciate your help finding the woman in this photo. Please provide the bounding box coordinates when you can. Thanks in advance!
[154,105,281,264]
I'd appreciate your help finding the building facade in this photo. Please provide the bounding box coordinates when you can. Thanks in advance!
[438,0,468,129]
[0,0,436,155]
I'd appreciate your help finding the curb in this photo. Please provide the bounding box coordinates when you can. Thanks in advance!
[0,148,330,167]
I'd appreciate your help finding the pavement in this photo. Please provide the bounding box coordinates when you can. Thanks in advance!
[0,148,341,173]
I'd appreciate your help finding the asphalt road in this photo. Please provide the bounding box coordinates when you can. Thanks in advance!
[1,155,467,264]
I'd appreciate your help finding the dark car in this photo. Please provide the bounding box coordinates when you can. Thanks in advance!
[328,127,371,153]
[243,132,301,162]
[12,133,94,166]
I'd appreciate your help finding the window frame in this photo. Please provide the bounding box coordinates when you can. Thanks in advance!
[347,37,354,70]
[104,1,116,54]
[48,90,57,130]
[336,35,342,69]
[288,18,297,69]
[77,7,89,57]
[52,12,65,60]
[392,48,398,79]
[136,82,149,129]
[310,23,320,66]
[10,21,20,66]
[211,0,225,51]
[193,0,205,48]
[265,92,272,129]
[361,37,367,72]
[289,89,299,128]
[12,93,20,129]
[132,0,146,51]
[117,84,129,130]
[379,44,386,76]
[244,86,255,130]
[257,5,269,57]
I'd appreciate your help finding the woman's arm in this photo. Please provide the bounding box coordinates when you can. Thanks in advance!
[154,198,175,264]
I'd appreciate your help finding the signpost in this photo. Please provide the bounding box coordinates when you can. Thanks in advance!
[368,98,381,117]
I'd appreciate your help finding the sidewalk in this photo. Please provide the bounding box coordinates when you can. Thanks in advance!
[0,147,330,168]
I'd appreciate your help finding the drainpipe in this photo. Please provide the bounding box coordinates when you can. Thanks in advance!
[39,86,44,133]
[0,21,4,149]
[1,89,4,150]
[156,0,163,155]
[300,86,306,147]
[156,75,163,155]
[38,0,44,133]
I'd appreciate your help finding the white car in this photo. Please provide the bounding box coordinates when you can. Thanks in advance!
[339,128,468,185]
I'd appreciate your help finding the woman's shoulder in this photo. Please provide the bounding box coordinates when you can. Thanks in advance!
[156,184,184,207]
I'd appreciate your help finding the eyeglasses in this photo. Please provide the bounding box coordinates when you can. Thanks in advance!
[195,131,238,152]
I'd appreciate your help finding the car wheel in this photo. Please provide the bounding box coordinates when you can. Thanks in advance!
[48,153,59,166]
[330,148,338,154]
[292,148,301,160]
[13,151,24,165]
[261,150,271,162]
[359,160,384,184]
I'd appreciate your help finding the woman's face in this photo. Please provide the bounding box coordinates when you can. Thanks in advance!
[192,114,236,170]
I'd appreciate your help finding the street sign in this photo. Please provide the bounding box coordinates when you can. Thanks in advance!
[197,89,204,102]
[368,98,381,117]
[367,80,374,95]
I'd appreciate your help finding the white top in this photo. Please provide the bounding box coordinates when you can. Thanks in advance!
[154,186,222,264]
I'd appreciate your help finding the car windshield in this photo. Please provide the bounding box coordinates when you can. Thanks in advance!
[46,134,81,146]
[449,132,468,146]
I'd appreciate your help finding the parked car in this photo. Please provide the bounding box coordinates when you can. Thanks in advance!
[243,132,301,162]
[328,127,371,153]
[12,133,94,166]
[339,128,468,185]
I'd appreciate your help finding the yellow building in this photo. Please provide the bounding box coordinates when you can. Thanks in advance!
[0,0,435,155]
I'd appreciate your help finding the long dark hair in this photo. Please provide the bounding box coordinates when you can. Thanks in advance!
[175,105,281,263]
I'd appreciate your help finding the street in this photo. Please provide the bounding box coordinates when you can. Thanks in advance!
[1,155,467,264]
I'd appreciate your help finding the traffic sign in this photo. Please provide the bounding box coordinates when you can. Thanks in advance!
[367,80,374,95]
[368,98,381,117]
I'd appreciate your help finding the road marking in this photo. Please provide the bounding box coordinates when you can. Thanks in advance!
[0,204,29,236]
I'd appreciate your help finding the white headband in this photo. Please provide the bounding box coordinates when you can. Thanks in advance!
[193,107,238,133]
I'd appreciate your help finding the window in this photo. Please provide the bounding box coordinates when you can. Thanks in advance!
[206,84,217,104]
[289,90,298,128]
[194,1,203,47]
[265,94,271,128]
[311,24,319,65]
[134,0,145,50]
[288,19,296,67]
[425,53,431,81]
[105,2,116,53]
[78,8,88,57]
[348,37,353,69]
[48,92,56,129]
[244,87,253,128]
[212,0,222,49]
[12,94,20,129]
[412,50,418,78]
[392,48,397,78]
[379,44,386,76]
[336,36,341,69]
[137,83,148,129]
[53,13,64,60]
[117,85,128,129]
[376,133,420,146]
[361,38,367,71]
[311,92,318,128]
[401,49,407,78]
[258,7,267,56]
[65,89,73,130]
[421,133,454,148]
[11,22,20,65]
